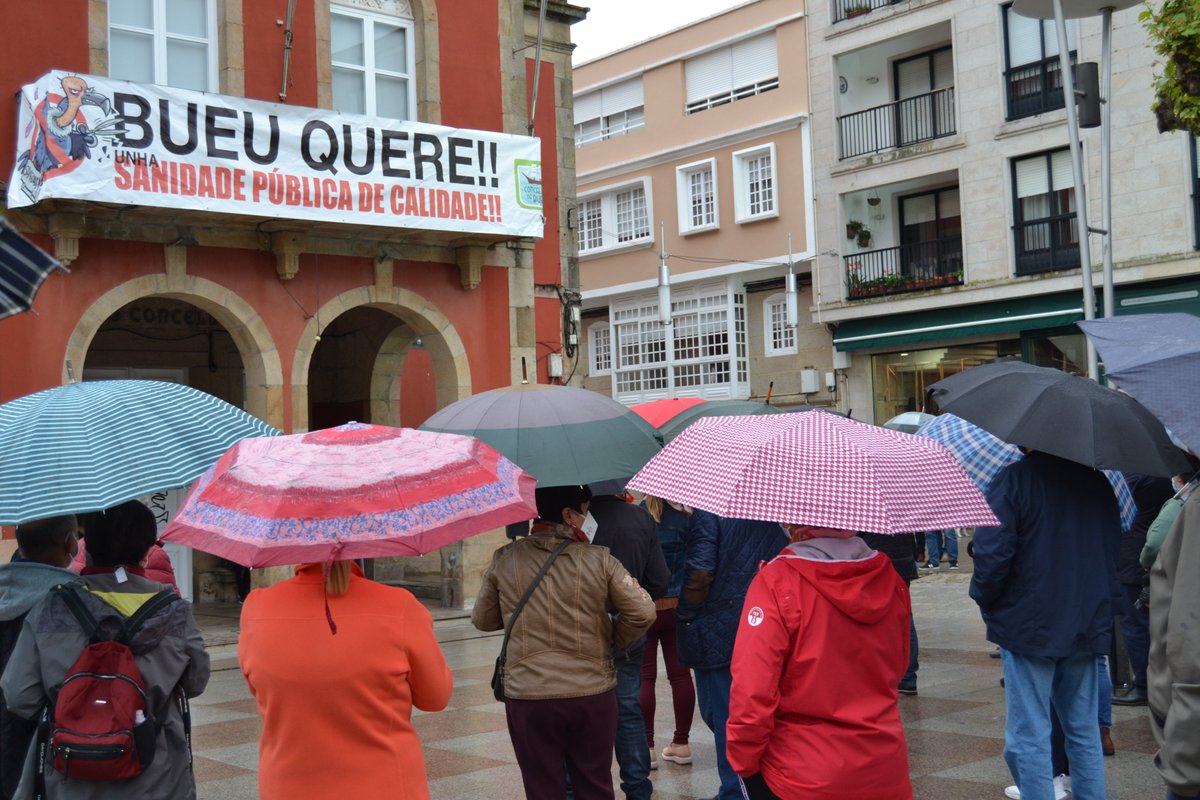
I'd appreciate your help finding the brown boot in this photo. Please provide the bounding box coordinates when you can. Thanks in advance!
[1100,725,1115,756]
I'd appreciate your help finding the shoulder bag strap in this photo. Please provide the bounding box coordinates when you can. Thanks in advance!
[53,583,101,641]
[496,539,572,664]
[124,588,179,639]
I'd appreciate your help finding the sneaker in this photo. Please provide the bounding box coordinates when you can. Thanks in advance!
[922,561,938,569]
[1003,774,1070,800]
[649,748,657,770]
[661,742,692,765]
[948,562,959,569]
[898,682,917,695]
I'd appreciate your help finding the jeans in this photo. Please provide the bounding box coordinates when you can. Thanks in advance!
[640,607,695,748]
[614,643,652,800]
[1117,583,1150,691]
[695,667,740,800]
[925,529,958,564]
[1001,649,1106,800]
[902,613,919,686]
[1097,655,1112,728]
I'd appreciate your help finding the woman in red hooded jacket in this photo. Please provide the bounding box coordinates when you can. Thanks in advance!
[727,524,913,800]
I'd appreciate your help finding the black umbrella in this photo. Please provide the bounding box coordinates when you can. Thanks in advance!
[0,217,66,319]
[927,360,1191,478]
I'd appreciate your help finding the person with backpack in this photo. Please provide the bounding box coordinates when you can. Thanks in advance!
[0,500,210,799]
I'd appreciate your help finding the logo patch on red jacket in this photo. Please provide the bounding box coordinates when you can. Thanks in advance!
[747,606,764,627]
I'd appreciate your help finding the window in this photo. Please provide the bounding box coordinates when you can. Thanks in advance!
[685,32,779,114]
[893,47,956,147]
[331,5,415,120]
[574,78,645,147]
[588,322,612,375]
[576,180,653,255]
[732,144,777,223]
[898,187,963,281]
[1002,3,1077,120]
[1012,149,1078,275]
[676,159,718,234]
[763,294,796,356]
[1192,135,1200,250]
[611,283,748,403]
[108,0,216,91]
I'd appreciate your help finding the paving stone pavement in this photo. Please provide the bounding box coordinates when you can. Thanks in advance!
[189,571,1167,799]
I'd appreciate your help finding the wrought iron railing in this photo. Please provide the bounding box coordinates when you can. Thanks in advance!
[845,238,964,299]
[1013,214,1079,275]
[1005,53,1076,120]
[838,87,956,160]
[832,0,905,23]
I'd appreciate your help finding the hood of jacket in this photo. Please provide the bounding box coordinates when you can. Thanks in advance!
[778,537,898,625]
[0,561,78,621]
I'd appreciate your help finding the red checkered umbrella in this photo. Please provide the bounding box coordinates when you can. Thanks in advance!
[626,409,999,534]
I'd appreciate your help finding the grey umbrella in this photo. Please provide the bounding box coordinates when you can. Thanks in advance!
[1078,313,1200,456]
[927,360,1190,478]
[419,383,662,486]
[655,399,790,443]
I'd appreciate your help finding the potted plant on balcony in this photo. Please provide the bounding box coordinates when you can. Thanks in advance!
[846,219,866,240]
[856,226,872,248]
[845,3,871,18]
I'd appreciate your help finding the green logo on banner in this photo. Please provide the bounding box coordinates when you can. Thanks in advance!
[515,160,542,210]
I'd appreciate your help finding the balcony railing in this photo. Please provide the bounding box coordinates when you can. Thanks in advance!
[846,238,963,299]
[833,0,904,23]
[1014,214,1079,275]
[1005,53,1076,120]
[838,87,956,160]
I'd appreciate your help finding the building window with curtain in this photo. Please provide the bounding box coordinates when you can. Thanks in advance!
[331,5,415,120]
[574,78,645,147]
[763,293,796,356]
[685,32,778,114]
[588,322,612,375]
[108,0,216,91]
[732,143,777,222]
[1011,149,1078,275]
[577,179,653,255]
[1002,2,1077,120]
[898,186,963,281]
[676,159,718,234]
[892,47,956,147]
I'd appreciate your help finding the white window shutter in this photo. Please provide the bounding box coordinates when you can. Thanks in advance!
[600,78,644,116]
[933,49,954,88]
[1015,156,1049,198]
[731,33,777,88]
[686,47,732,104]
[1050,149,1075,191]
[903,193,937,224]
[897,58,930,100]
[574,90,601,124]
[1007,9,1043,67]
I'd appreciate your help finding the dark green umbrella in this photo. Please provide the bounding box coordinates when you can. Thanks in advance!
[655,399,792,443]
[419,384,661,486]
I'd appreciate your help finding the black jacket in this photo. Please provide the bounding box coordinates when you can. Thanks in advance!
[589,495,670,601]
[1118,473,1174,585]
[858,531,918,584]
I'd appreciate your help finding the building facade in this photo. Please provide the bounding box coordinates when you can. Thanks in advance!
[809,0,1200,423]
[0,0,585,603]
[572,0,837,410]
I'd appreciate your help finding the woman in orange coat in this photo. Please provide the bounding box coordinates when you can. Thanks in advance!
[238,560,453,799]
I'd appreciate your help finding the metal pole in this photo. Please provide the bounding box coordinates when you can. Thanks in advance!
[1100,7,1115,319]
[1053,0,1099,380]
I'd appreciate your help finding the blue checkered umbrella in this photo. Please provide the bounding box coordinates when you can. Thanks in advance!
[0,217,65,320]
[916,413,1136,531]
[0,380,279,524]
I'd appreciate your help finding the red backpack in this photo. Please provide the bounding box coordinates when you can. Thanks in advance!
[37,583,178,785]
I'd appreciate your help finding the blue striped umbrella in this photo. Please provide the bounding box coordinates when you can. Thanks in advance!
[0,218,65,320]
[916,412,1137,531]
[0,380,279,524]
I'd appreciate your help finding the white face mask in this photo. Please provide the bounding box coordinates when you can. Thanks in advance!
[579,511,600,542]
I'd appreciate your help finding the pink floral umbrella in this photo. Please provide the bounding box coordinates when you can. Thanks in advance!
[161,422,537,567]
[626,409,999,534]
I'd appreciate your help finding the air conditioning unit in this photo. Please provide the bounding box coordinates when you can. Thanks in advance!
[800,369,820,394]
[832,349,852,370]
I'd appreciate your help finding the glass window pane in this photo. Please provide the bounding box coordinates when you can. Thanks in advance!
[167,0,208,37]
[374,23,408,74]
[331,14,365,66]
[109,29,156,83]
[375,74,409,120]
[166,40,210,91]
[332,67,366,114]
[110,0,153,29]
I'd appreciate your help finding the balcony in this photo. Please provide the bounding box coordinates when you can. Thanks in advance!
[838,88,956,160]
[832,0,904,24]
[846,239,963,299]
[1014,214,1079,275]
[1006,54,1075,120]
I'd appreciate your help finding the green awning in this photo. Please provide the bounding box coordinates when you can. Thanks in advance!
[833,294,1084,352]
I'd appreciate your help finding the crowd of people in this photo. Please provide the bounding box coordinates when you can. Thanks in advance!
[0,457,1196,800]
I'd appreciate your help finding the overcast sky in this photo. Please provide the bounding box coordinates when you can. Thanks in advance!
[571,0,745,65]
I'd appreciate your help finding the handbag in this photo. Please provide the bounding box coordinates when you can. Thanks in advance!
[491,538,572,702]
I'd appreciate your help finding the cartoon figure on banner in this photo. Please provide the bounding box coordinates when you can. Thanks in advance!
[16,75,121,202]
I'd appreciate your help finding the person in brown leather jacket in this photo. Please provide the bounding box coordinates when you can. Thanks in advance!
[472,485,656,800]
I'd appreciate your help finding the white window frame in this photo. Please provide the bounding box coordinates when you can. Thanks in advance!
[732,143,778,223]
[684,32,779,115]
[330,4,417,120]
[574,78,646,147]
[762,293,797,356]
[676,158,719,235]
[588,322,612,375]
[107,0,218,91]
[576,177,655,257]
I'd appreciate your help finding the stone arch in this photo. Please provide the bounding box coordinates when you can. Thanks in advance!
[65,273,285,428]
[290,286,470,432]
[369,326,419,427]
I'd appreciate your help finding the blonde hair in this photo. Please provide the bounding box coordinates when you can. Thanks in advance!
[325,560,352,597]
[643,496,664,523]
